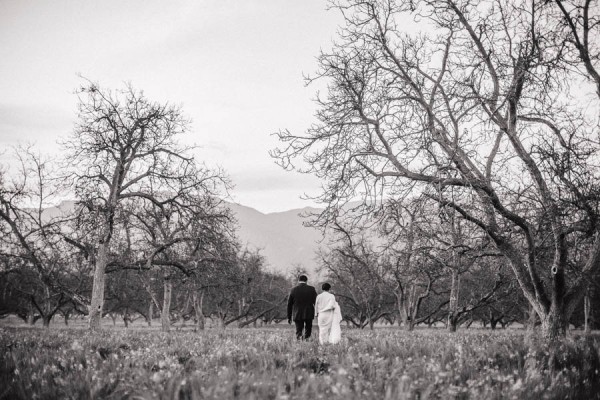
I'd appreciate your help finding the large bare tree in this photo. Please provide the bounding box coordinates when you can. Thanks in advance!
[273,0,600,341]
[63,81,228,330]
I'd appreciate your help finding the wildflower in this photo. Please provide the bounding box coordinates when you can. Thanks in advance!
[71,341,83,351]
[151,372,162,383]
[512,379,523,390]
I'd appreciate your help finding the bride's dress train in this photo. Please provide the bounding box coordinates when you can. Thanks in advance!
[329,302,342,344]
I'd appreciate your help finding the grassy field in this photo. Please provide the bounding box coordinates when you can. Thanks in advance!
[1,324,599,399]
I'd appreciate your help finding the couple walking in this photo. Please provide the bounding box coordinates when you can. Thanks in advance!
[287,275,342,344]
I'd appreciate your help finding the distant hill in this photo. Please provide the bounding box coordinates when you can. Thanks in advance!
[42,200,326,276]
[228,203,325,276]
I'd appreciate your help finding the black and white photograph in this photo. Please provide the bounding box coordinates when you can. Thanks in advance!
[1,0,600,399]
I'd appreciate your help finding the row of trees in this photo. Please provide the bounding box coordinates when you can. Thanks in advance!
[0,82,290,331]
[317,198,598,332]
[274,0,600,342]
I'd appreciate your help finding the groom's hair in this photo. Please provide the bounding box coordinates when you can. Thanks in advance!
[298,275,308,282]
[322,283,331,291]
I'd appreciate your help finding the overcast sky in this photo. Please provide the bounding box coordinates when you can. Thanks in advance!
[0,0,342,213]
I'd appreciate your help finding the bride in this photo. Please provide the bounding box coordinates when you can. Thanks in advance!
[315,283,342,344]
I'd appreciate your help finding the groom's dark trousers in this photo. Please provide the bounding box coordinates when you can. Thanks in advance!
[287,282,317,340]
[295,320,313,340]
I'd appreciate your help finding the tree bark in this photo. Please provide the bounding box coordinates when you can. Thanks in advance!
[161,279,172,332]
[88,243,109,330]
[540,306,567,342]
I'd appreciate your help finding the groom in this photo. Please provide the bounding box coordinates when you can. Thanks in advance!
[287,274,317,340]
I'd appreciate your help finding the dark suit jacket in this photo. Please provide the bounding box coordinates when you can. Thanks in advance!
[287,282,317,321]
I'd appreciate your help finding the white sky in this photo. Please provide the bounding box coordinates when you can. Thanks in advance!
[0,0,342,213]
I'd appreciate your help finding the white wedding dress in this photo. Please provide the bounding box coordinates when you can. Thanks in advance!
[329,301,342,344]
[317,292,342,344]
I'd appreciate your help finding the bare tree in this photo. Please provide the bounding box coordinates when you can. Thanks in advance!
[0,148,87,326]
[63,80,229,330]
[319,222,395,329]
[552,0,600,96]
[380,199,440,330]
[273,0,600,342]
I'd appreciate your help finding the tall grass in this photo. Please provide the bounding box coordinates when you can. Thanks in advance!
[1,327,598,399]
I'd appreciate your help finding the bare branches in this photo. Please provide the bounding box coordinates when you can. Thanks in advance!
[272,0,600,339]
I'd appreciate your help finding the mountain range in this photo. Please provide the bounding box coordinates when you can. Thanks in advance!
[228,203,325,276]
[42,200,326,276]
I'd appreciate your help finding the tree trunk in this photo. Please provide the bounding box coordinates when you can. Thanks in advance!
[447,269,459,332]
[148,301,153,326]
[89,243,109,330]
[584,291,591,334]
[540,306,567,342]
[193,292,205,331]
[161,280,172,332]
[395,289,410,330]
[369,318,375,330]
[26,311,35,325]
[526,304,537,331]
[42,315,51,328]
[448,315,458,332]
